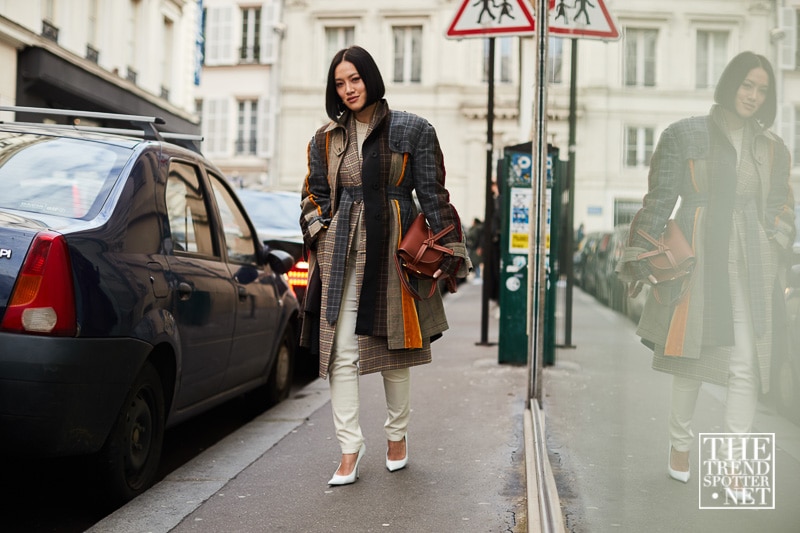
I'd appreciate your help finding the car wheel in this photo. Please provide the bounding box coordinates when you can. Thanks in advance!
[97,362,165,504]
[266,329,296,406]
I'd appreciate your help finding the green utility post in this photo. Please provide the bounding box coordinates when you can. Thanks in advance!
[498,142,562,365]
[498,142,532,364]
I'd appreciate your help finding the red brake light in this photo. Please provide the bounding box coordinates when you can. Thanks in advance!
[1,232,77,336]
[287,260,309,295]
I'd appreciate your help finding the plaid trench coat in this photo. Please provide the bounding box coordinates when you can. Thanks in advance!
[618,105,796,392]
[299,100,469,378]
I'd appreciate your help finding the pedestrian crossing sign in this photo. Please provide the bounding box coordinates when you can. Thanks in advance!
[446,0,619,41]
[549,0,619,40]
[446,0,536,38]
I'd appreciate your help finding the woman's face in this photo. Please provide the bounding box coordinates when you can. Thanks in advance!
[734,67,769,119]
[334,60,368,114]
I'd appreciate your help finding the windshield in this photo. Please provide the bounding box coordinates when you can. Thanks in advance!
[0,133,131,220]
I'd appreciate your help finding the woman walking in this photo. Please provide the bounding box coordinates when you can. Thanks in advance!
[299,46,469,486]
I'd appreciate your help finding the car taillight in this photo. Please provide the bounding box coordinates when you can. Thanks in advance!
[1,231,77,336]
[287,260,309,296]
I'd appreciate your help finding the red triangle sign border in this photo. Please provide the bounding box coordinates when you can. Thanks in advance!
[446,0,536,38]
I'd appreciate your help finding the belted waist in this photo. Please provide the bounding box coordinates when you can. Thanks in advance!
[339,186,363,203]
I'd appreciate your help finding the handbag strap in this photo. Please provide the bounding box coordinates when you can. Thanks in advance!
[394,254,438,300]
[636,228,683,269]
[409,223,456,264]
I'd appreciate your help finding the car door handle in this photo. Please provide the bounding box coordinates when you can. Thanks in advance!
[177,282,193,301]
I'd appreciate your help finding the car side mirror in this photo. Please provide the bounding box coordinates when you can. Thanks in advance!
[265,248,295,275]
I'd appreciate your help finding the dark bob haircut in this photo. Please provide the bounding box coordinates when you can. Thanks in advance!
[714,51,777,128]
[325,46,386,122]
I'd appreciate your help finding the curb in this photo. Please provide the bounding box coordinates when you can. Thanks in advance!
[87,379,331,533]
[525,399,565,533]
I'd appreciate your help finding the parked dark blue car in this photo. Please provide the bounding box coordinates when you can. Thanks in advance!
[0,108,299,503]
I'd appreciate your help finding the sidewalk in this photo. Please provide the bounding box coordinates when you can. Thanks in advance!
[89,282,535,533]
[544,285,800,532]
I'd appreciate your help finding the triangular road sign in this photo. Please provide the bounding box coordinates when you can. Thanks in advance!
[549,0,619,40]
[446,0,536,39]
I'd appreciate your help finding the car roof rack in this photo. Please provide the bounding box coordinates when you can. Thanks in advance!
[0,105,204,152]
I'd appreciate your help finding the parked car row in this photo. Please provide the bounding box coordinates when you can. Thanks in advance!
[0,107,304,504]
[573,224,645,322]
[770,215,800,422]
[574,219,800,423]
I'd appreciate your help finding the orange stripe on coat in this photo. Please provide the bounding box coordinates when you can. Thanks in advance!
[303,141,323,216]
[664,207,699,356]
[395,200,422,348]
[395,153,409,186]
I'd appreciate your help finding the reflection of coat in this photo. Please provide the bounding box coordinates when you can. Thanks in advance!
[300,100,469,378]
[619,105,795,392]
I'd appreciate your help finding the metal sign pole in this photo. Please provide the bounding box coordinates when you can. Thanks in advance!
[479,37,496,346]
[528,0,549,403]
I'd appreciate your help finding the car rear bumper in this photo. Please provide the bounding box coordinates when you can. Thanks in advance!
[0,333,152,456]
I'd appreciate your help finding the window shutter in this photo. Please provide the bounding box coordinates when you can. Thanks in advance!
[779,7,797,70]
[205,99,230,157]
[260,1,278,64]
[205,6,234,66]
[258,96,273,157]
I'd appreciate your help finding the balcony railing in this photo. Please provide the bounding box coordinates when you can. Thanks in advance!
[126,67,137,84]
[41,20,59,42]
[86,45,99,64]
[235,138,257,154]
[238,46,261,64]
[160,86,170,100]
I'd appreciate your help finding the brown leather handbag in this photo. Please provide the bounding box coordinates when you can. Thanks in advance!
[394,213,455,300]
[636,219,696,304]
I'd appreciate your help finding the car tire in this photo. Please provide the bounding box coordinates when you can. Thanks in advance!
[97,362,165,504]
[266,329,296,406]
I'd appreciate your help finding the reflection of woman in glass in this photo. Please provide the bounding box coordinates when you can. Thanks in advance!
[619,52,795,486]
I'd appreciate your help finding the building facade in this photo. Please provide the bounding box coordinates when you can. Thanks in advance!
[1,1,796,230]
[274,0,524,222]
[274,0,799,232]
[539,0,792,232]
[0,0,200,133]
[193,0,283,188]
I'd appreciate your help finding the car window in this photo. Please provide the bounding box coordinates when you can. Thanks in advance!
[165,162,217,257]
[0,133,130,219]
[208,172,256,265]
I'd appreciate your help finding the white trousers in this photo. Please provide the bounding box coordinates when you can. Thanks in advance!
[669,268,759,456]
[329,258,410,454]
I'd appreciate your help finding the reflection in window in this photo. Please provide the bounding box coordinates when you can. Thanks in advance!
[236,100,258,155]
[696,30,728,89]
[549,37,563,84]
[483,37,513,83]
[625,126,654,167]
[393,26,422,83]
[240,6,261,63]
[208,172,255,264]
[325,26,355,64]
[166,162,215,256]
[624,28,657,87]
[0,135,128,220]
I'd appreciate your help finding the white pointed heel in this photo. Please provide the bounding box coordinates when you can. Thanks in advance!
[386,434,408,472]
[328,444,365,486]
[668,446,690,483]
